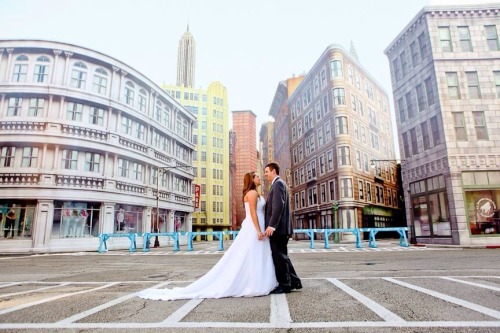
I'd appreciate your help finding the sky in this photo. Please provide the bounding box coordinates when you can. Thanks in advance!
[0,0,490,152]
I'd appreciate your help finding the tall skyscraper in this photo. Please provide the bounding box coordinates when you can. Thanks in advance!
[176,25,196,88]
[385,2,500,246]
[232,110,257,226]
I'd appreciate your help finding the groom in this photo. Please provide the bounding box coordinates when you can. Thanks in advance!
[264,162,302,294]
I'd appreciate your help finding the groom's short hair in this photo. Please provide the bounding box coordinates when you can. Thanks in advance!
[265,162,280,175]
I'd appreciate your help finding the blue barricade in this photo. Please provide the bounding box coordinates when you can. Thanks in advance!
[360,227,409,248]
[294,228,363,249]
[98,233,138,253]
[186,231,240,251]
[142,232,180,252]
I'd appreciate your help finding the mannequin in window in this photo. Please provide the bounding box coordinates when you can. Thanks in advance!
[117,208,125,232]
[4,206,16,239]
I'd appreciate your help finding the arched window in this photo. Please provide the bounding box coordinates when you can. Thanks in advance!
[34,55,50,83]
[138,89,147,112]
[71,61,87,88]
[92,67,108,95]
[124,81,135,106]
[12,55,28,82]
[163,107,171,129]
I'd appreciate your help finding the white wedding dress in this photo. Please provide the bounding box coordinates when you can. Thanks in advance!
[138,197,277,300]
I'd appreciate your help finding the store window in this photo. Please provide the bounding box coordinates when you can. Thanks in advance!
[115,204,143,234]
[53,201,100,238]
[463,171,500,236]
[0,201,36,240]
[410,175,450,237]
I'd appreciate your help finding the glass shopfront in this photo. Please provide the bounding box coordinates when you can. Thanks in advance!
[0,200,36,240]
[410,175,451,238]
[463,171,500,236]
[53,201,101,238]
[151,208,168,233]
[115,204,143,234]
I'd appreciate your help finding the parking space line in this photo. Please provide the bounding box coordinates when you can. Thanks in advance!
[57,281,172,324]
[440,277,500,292]
[0,282,71,298]
[162,298,203,323]
[327,278,404,323]
[270,293,292,327]
[0,282,119,316]
[384,277,500,319]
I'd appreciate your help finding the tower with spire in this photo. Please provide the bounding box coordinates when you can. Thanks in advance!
[176,25,196,88]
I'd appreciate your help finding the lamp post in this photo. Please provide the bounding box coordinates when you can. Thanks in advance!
[155,162,192,248]
[332,200,339,243]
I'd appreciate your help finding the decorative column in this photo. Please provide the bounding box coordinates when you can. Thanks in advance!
[167,210,175,232]
[58,96,65,119]
[0,49,4,82]
[0,94,5,118]
[62,52,73,85]
[110,66,119,100]
[5,49,14,82]
[106,107,113,131]
[102,202,116,234]
[149,88,156,118]
[143,207,152,233]
[119,69,128,104]
[52,145,59,171]
[46,95,53,118]
[32,200,54,252]
[52,50,62,84]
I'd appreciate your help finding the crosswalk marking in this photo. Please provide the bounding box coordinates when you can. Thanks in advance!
[384,277,500,319]
[327,278,404,323]
[163,299,203,323]
[439,276,500,292]
[0,282,70,299]
[270,294,292,327]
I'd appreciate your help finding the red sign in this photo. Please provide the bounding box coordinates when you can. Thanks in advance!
[194,184,201,209]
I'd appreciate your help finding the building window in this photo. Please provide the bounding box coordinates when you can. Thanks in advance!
[446,72,460,100]
[337,146,350,166]
[453,112,467,141]
[405,92,414,119]
[326,150,333,171]
[89,107,104,126]
[410,40,420,66]
[402,132,411,158]
[33,58,49,83]
[0,147,15,167]
[358,180,364,200]
[21,147,38,167]
[430,116,441,146]
[138,90,147,112]
[485,25,500,51]
[397,98,406,123]
[324,121,332,142]
[421,121,431,150]
[66,102,83,121]
[465,71,481,99]
[366,182,372,202]
[424,77,435,106]
[12,55,28,82]
[340,178,353,198]
[84,153,100,172]
[473,111,488,141]
[392,57,401,81]
[320,183,327,204]
[458,26,473,52]
[136,123,145,140]
[121,116,132,135]
[330,60,343,78]
[332,88,345,106]
[62,150,78,170]
[329,180,335,201]
[132,163,143,180]
[7,97,22,116]
[416,84,426,112]
[320,68,327,88]
[92,68,108,94]
[400,51,408,77]
[306,160,316,181]
[28,98,44,116]
[439,26,453,52]
[308,187,318,206]
[70,62,87,89]
[335,116,348,135]
[118,159,129,178]
[410,127,418,155]
[495,71,500,98]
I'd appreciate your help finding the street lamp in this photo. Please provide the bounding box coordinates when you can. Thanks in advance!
[154,162,192,248]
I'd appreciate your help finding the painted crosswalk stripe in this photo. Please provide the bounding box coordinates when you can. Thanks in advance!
[327,278,404,323]
[384,277,500,319]
[440,277,500,292]
[0,282,70,298]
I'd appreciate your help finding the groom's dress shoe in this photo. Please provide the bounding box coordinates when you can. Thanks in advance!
[291,282,303,290]
[270,286,291,294]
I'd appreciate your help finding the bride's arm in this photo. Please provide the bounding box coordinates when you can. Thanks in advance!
[246,190,264,240]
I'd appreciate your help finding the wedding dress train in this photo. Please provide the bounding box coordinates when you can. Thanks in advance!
[137,197,277,300]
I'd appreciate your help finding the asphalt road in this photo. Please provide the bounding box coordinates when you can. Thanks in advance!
[0,240,499,333]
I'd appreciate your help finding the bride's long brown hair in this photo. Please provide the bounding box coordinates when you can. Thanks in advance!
[242,171,259,205]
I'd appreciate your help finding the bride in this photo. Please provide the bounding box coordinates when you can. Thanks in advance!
[138,171,277,300]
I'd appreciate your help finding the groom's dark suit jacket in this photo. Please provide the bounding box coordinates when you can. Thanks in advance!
[265,177,293,236]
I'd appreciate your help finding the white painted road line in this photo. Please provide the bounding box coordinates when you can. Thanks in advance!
[162,298,204,323]
[384,277,500,319]
[57,281,172,324]
[0,282,70,298]
[440,276,500,292]
[327,278,405,323]
[270,293,292,327]
[0,282,119,316]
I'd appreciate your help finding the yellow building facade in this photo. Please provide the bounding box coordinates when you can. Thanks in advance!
[163,82,230,239]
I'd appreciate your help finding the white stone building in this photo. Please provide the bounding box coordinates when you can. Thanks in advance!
[385,3,500,245]
[0,40,196,253]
